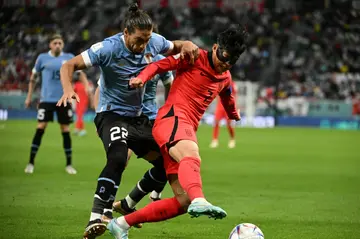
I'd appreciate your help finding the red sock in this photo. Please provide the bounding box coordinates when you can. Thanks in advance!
[212,123,219,140]
[226,120,235,138]
[124,197,184,226]
[178,157,204,201]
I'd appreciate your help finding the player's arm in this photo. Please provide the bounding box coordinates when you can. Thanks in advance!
[57,41,111,107]
[93,86,100,110]
[166,41,199,64]
[219,80,241,121]
[25,72,38,108]
[25,55,42,108]
[130,54,188,88]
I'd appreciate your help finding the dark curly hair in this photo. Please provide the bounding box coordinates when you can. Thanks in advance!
[217,25,248,56]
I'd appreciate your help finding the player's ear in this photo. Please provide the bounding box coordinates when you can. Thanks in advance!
[124,28,129,36]
[212,44,217,52]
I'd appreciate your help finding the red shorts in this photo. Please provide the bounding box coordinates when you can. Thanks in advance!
[214,105,227,121]
[152,114,198,175]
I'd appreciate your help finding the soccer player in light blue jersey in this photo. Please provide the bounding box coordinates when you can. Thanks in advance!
[56,3,198,239]
[24,34,89,175]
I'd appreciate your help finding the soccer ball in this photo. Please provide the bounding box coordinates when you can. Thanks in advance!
[229,223,264,239]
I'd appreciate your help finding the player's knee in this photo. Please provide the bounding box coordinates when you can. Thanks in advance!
[169,140,200,161]
[106,142,128,173]
[37,122,47,129]
[60,124,70,132]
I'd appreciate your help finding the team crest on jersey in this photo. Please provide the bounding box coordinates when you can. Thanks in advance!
[144,54,153,64]
[118,59,127,67]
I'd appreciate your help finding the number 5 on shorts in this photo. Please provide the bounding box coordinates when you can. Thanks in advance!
[110,126,128,142]
[37,109,45,120]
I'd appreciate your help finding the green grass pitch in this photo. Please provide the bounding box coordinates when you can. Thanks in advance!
[0,120,360,239]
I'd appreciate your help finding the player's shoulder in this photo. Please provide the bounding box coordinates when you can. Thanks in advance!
[63,52,75,59]
[92,33,123,53]
[37,52,49,59]
[147,33,167,52]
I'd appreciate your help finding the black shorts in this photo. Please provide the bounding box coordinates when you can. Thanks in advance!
[37,102,73,124]
[94,112,160,158]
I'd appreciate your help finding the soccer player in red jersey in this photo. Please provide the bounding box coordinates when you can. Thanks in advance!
[73,73,92,136]
[210,80,238,148]
[107,25,248,239]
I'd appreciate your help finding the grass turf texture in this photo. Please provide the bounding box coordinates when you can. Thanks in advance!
[0,120,359,239]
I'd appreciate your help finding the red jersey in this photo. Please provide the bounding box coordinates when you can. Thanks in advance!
[216,80,237,112]
[137,49,239,129]
[74,81,89,106]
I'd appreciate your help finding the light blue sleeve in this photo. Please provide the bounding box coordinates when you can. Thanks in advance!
[33,54,42,73]
[151,33,173,55]
[82,40,113,67]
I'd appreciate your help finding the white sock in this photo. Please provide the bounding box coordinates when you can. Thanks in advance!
[191,197,208,204]
[150,191,161,199]
[116,216,130,229]
[104,208,113,214]
[90,212,102,221]
[125,195,137,209]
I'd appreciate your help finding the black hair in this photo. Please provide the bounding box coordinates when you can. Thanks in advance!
[124,2,153,34]
[49,34,63,43]
[217,25,248,56]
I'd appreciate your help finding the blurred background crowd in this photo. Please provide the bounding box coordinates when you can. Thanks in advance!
[1,0,360,115]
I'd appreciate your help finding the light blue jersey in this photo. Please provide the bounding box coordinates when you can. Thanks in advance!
[33,51,74,103]
[82,33,173,117]
[142,55,173,120]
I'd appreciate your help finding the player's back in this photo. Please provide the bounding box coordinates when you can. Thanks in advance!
[160,49,231,128]
[35,51,74,103]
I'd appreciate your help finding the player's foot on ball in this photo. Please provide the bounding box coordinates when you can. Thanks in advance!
[83,219,107,239]
[209,139,219,148]
[65,165,77,175]
[107,219,129,239]
[228,139,236,149]
[113,200,142,228]
[79,130,87,137]
[188,199,227,220]
[24,163,34,174]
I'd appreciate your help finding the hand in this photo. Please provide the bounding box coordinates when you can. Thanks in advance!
[129,78,144,88]
[235,109,241,121]
[180,41,199,65]
[24,97,31,108]
[56,89,79,107]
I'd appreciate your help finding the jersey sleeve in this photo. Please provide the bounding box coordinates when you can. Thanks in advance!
[219,79,240,120]
[32,54,42,74]
[159,71,174,86]
[151,33,174,55]
[81,41,112,67]
[138,54,190,84]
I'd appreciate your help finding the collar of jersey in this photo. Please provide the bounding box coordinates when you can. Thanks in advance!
[207,51,216,70]
[120,35,152,59]
[48,50,63,57]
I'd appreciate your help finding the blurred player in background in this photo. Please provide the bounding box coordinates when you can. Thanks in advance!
[56,3,198,238]
[73,76,94,136]
[210,80,237,148]
[24,34,89,175]
[107,25,247,239]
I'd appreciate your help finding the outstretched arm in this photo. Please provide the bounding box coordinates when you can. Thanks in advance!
[130,54,189,88]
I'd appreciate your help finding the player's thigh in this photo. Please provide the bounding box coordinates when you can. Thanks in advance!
[56,104,73,125]
[168,174,190,208]
[37,102,54,123]
[94,112,129,153]
[169,140,200,163]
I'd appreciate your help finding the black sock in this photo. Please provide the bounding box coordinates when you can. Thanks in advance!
[62,132,72,166]
[91,141,127,217]
[128,167,167,204]
[29,128,45,165]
